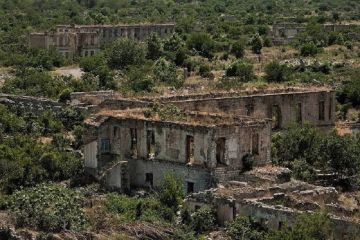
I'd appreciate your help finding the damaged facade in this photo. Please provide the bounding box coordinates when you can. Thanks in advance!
[29,23,175,58]
[82,87,335,193]
[84,109,271,193]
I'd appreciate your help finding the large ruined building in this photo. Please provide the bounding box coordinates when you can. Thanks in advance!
[271,23,359,45]
[29,23,175,58]
[82,87,335,193]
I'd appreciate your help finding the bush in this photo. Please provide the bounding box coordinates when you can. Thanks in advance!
[231,41,245,58]
[191,207,215,233]
[250,34,263,54]
[187,32,215,59]
[199,64,212,78]
[226,216,266,240]
[300,42,321,57]
[154,58,183,88]
[106,38,145,69]
[226,61,255,82]
[147,33,163,60]
[7,183,86,232]
[106,193,175,224]
[158,172,184,212]
[264,61,292,82]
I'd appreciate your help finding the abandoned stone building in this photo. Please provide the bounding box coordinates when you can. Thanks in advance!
[87,87,336,130]
[29,23,175,58]
[271,23,358,45]
[81,87,336,193]
[84,108,271,193]
[185,166,360,239]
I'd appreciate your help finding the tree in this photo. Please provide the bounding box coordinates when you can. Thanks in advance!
[319,132,360,181]
[264,61,292,82]
[250,33,263,54]
[146,33,163,60]
[226,216,266,240]
[164,33,185,52]
[231,41,245,58]
[191,207,216,233]
[154,58,183,88]
[187,32,215,59]
[226,61,255,82]
[300,42,321,57]
[158,172,184,211]
[106,38,145,69]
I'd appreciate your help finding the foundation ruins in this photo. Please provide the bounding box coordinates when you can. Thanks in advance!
[184,166,360,239]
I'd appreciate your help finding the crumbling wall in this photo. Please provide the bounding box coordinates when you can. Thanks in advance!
[168,91,335,129]
[0,94,64,113]
[128,158,211,192]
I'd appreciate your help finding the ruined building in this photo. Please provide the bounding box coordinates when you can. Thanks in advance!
[84,108,271,193]
[82,87,335,193]
[29,23,175,58]
[271,23,359,45]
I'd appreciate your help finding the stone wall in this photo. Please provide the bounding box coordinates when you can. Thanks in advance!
[128,158,211,192]
[0,94,64,113]
[166,90,336,129]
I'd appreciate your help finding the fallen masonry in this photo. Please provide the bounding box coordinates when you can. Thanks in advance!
[184,166,360,239]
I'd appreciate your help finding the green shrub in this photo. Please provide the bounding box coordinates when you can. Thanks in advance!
[225,61,255,82]
[264,61,292,82]
[158,172,184,211]
[106,38,145,69]
[7,183,87,232]
[300,42,321,57]
[226,216,267,240]
[231,41,245,58]
[187,32,215,59]
[154,58,183,88]
[191,207,216,233]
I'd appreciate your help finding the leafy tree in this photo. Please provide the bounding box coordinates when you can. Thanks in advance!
[300,42,321,57]
[231,41,245,58]
[264,61,292,82]
[153,58,182,88]
[158,172,184,212]
[187,32,215,59]
[191,207,216,233]
[146,33,163,60]
[337,70,360,107]
[226,216,267,240]
[164,33,185,52]
[225,60,255,83]
[106,38,145,69]
[250,33,263,54]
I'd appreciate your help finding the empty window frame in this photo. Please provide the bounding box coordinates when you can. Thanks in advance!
[245,104,254,116]
[145,173,153,187]
[216,138,226,165]
[251,133,259,155]
[130,128,138,158]
[100,139,110,153]
[187,181,194,194]
[113,126,118,137]
[272,105,282,130]
[319,100,325,121]
[186,135,195,164]
[147,130,156,158]
[295,103,302,124]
